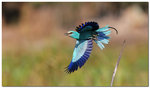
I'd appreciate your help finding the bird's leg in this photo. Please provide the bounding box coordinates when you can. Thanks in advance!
[93,37,98,41]
[92,34,98,41]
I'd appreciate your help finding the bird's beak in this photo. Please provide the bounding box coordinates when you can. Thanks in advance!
[64,33,69,36]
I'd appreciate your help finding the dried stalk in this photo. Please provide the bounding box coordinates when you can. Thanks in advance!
[111,40,126,86]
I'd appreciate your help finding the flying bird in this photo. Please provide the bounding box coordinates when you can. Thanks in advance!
[65,21,118,73]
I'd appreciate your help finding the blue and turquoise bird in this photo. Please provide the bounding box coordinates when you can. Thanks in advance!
[65,21,118,73]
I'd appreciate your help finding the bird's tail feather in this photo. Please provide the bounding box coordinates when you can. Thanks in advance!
[96,25,110,32]
[95,25,111,50]
[94,40,105,50]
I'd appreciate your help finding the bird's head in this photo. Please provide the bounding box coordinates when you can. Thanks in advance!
[65,31,79,39]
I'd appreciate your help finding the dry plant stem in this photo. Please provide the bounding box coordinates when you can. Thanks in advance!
[111,40,126,86]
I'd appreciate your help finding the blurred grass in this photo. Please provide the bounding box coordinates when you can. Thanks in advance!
[2,37,148,86]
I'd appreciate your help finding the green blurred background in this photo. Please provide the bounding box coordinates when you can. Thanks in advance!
[2,2,148,86]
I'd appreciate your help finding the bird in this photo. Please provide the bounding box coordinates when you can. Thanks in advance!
[64,21,118,74]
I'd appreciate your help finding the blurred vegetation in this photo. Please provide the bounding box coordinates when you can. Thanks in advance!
[2,2,148,86]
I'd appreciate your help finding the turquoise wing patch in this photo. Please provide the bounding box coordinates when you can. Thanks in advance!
[65,40,93,73]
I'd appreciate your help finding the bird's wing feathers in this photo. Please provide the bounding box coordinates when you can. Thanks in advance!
[75,22,99,33]
[65,39,93,73]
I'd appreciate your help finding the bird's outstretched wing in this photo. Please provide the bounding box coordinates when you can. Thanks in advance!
[65,39,93,73]
[75,21,99,33]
